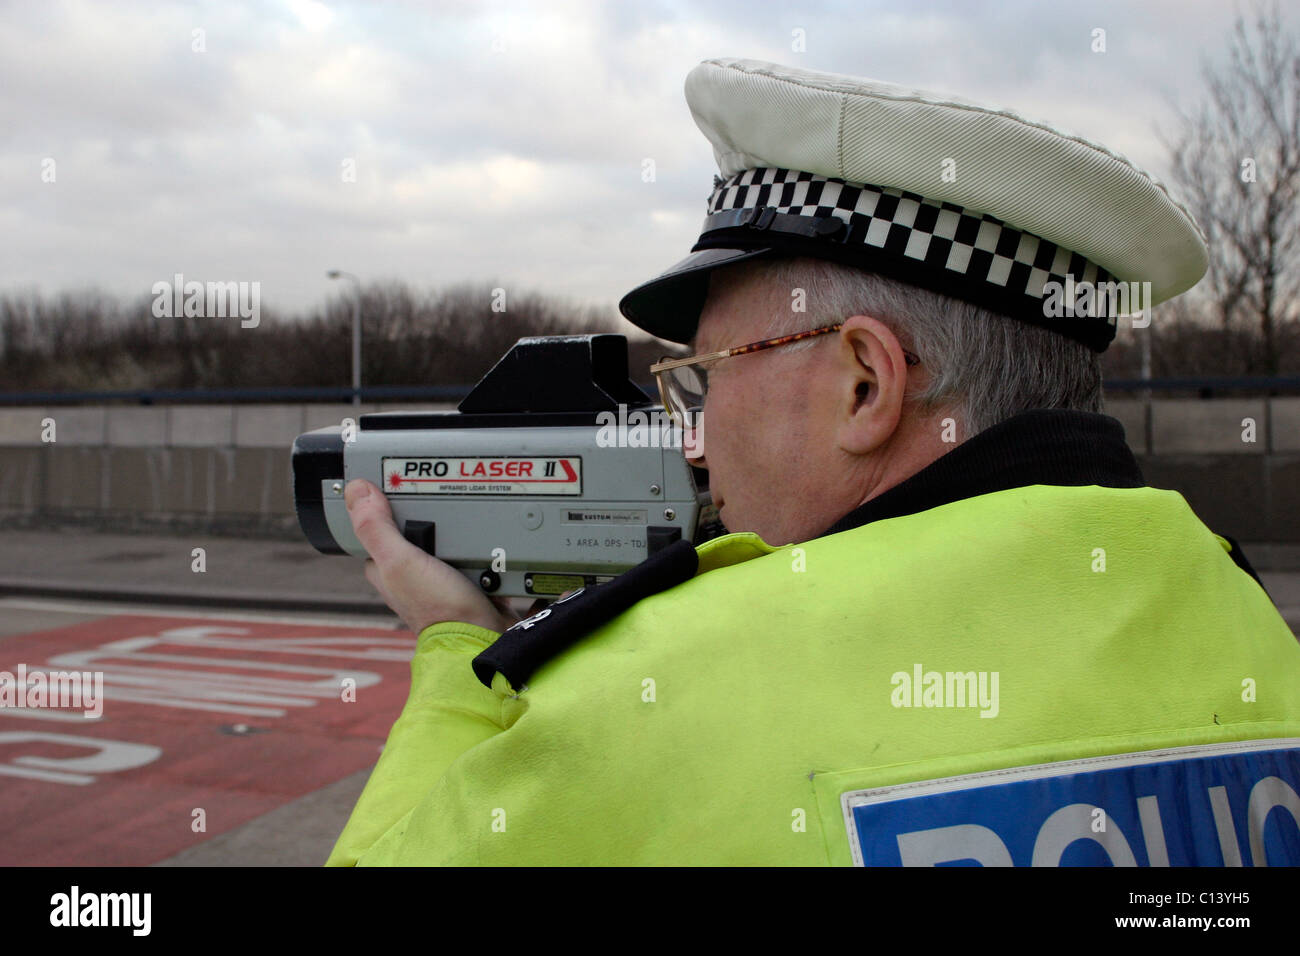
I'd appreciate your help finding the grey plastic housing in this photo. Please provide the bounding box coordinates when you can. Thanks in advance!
[310,415,716,599]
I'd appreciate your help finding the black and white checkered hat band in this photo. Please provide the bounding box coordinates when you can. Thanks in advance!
[699,167,1119,349]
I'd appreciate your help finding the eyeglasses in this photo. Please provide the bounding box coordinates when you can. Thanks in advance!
[649,323,920,426]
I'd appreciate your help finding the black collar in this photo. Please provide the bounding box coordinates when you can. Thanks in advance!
[821,409,1145,538]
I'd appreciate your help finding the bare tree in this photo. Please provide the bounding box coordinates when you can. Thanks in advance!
[0,281,682,394]
[1163,3,1300,375]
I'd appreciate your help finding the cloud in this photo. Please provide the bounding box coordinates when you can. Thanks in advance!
[0,0,1290,321]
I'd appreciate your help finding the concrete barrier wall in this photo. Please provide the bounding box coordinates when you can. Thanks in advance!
[0,403,446,448]
[1103,400,1147,454]
[1137,454,1300,543]
[1103,398,1299,455]
[0,404,454,526]
[0,400,1296,539]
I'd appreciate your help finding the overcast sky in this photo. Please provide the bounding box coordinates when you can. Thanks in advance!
[0,0,1288,331]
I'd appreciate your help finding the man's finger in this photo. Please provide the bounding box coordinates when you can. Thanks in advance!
[346,479,413,569]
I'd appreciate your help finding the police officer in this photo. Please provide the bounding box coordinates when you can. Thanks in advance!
[328,59,1300,866]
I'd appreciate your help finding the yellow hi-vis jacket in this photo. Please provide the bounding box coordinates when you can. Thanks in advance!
[327,410,1300,866]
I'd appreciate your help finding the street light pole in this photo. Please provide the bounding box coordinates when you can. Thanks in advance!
[326,270,361,408]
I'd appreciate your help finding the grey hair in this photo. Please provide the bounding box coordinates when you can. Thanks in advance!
[737,256,1103,437]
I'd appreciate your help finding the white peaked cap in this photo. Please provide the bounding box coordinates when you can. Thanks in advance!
[620,58,1208,351]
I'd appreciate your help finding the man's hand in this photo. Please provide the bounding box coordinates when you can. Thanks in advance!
[345,478,517,635]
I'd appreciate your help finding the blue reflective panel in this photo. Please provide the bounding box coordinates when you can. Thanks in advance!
[844,741,1300,867]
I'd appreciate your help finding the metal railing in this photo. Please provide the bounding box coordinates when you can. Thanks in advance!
[2,377,1300,406]
[0,385,473,406]
[1106,376,1300,395]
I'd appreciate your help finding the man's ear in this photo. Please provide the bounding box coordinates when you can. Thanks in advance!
[835,314,910,455]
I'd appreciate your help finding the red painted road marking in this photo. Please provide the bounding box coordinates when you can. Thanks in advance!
[0,614,414,865]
